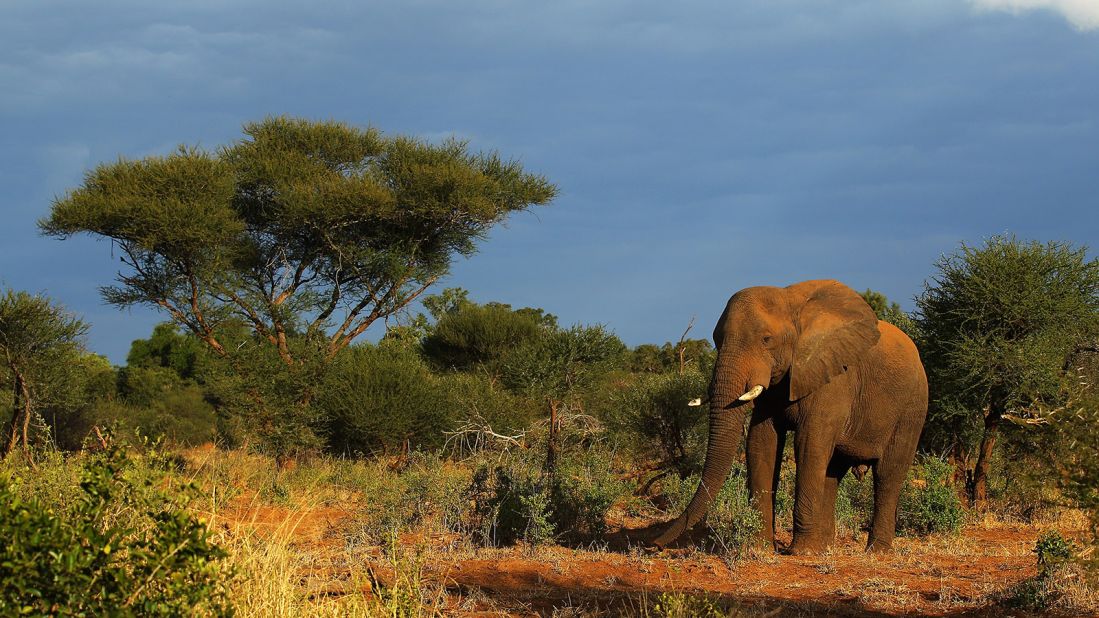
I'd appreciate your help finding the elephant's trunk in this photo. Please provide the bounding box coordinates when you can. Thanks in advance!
[652,359,750,547]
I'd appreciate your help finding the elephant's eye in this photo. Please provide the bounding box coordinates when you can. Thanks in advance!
[762,335,773,345]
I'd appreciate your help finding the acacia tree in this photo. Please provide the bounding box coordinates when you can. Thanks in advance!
[41,117,557,371]
[0,289,88,457]
[916,236,1099,505]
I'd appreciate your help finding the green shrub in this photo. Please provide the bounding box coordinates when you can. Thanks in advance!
[466,447,627,546]
[0,445,231,616]
[318,344,453,455]
[837,473,874,538]
[1035,530,1076,576]
[549,448,628,537]
[1005,531,1097,612]
[898,457,964,536]
[438,371,539,437]
[661,464,763,558]
[332,453,471,544]
[421,302,544,372]
[605,370,709,475]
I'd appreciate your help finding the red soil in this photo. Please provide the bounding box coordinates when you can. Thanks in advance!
[216,495,1076,616]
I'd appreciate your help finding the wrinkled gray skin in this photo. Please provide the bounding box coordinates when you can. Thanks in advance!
[654,280,927,554]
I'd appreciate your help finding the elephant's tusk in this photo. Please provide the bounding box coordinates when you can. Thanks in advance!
[738,385,764,401]
[687,398,703,407]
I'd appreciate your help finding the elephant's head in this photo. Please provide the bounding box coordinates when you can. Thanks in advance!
[652,279,880,547]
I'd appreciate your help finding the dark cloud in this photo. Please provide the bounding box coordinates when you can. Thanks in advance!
[2,1,1096,361]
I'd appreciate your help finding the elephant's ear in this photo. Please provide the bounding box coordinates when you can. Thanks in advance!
[789,281,880,401]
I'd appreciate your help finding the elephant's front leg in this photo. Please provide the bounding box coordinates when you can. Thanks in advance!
[746,411,785,549]
[789,425,843,555]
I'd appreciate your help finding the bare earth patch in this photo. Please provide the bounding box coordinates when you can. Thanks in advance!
[211,494,1081,617]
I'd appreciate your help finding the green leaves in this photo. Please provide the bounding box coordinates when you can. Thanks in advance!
[917,235,1099,411]
[0,444,232,616]
[41,116,557,370]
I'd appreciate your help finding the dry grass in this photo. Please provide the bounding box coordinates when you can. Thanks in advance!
[140,447,1099,616]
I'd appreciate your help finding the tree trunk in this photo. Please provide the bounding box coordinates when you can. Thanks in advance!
[972,403,1003,508]
[4,372,29,458]
[949,441,971,501]
[545,399,560,473]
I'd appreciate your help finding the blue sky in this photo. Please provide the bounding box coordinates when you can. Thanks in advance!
[2,1,1097,363]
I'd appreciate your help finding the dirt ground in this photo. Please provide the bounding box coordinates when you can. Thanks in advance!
[216,496,1084,617]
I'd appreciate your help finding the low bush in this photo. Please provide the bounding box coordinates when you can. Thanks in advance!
[318,344,453,455]
[661,464,763,558]
[1004,530,1099,613]
[605,370,709,476]
[467,446,627,546]
[898,457,964,536]
[837,472,874,539]
[0,445,231,616]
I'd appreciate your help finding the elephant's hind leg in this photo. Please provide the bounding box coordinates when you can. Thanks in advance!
[867,422,921,552]
[820,456,851,548]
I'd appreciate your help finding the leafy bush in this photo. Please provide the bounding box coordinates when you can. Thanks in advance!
[605,370,709,475]
[0,446,231,616]
[438,370,539,437]
[836,473,874,539]
[318,344,453,455]
[662,464,763,558]
[1005,531,1098,613]
[421,302,545,372]
[466,447,627,546]
[898,457,964,536]
[1035,530,1076,576]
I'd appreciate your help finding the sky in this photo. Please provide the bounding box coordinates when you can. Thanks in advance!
[2,0,1097,364]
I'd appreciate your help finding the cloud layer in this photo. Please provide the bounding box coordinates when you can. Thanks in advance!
[971,0,1099,30]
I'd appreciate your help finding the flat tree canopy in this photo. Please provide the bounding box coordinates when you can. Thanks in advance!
[41,117,557,366]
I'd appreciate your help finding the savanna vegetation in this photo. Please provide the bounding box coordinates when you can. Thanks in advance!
[1,117,1097,616]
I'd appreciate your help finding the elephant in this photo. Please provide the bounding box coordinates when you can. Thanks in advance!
[653,279,927,554]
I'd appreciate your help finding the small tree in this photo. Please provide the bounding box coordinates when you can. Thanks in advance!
[41,116,556,373]
[421,301,552,373]
[501,324,626,470]
[916,236,1099,505]
[0,289,88,457]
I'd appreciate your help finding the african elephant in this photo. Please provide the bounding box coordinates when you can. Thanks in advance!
[653,280,927,554]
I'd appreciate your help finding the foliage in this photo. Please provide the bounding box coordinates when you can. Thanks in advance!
[918,236,1099,414]
[41,118,555,458]
[1005,531,1098,613]
[1035,530,1076,576]
[466,446,626,546]
[43,117,557,368]
[0,445,231,616]
[318,344,450,455]
[628,339,715,375]
[127,322,209,381]
[605,369,709,475]
[421,301,547,372]
[662,464,764,558]
[501,324,626,400]
[200,334,326,458]
[837,473,874,538]
[897,457,965,536]
[437,370,539,436]
[916,236,1099,501]
[0,288,89,455]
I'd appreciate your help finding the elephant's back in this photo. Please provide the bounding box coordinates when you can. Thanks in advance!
[870,320,928,411]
